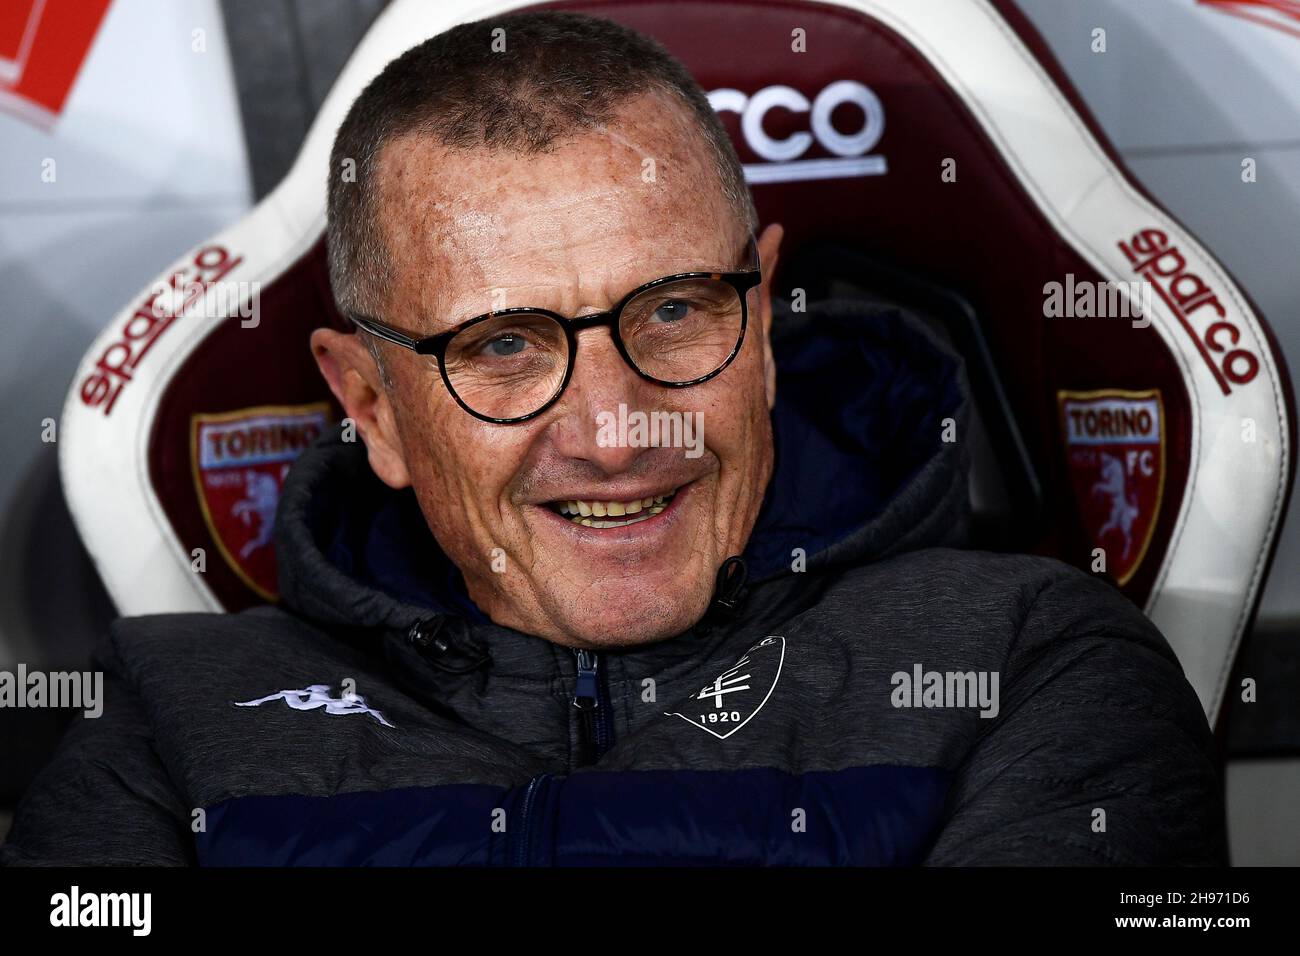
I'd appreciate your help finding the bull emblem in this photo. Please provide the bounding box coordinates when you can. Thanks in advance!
[1092,453,1140,559]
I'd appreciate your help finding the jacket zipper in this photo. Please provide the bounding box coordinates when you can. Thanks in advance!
[513,651,611,865]
[512,773,548,866]
[573,649,613,766]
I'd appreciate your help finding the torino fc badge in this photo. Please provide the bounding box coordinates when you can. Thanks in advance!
[191,403,330,600]
[1058,389,1166,586]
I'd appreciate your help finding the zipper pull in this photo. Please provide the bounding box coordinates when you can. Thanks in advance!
[573,649,600,708]
[573,649,600,766]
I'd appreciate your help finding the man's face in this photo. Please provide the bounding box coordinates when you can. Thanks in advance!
[316,94,781,649]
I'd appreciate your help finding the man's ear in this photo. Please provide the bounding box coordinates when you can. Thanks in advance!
[756,222,784,411]
[310,328,411,489]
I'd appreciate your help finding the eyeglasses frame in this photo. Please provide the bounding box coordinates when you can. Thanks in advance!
[345,237,762,424]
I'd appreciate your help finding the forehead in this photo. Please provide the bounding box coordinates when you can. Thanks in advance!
[373,94,742,324]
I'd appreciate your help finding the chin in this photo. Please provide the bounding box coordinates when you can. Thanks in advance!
[548,583,712,649]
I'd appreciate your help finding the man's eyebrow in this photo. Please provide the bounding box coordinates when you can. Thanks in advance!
[421,241,756,330]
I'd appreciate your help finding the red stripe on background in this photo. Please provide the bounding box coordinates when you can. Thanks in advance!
[0,0,112,116]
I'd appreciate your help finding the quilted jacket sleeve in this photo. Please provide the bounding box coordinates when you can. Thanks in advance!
[0,635,195,866]
[923,568,1227,866]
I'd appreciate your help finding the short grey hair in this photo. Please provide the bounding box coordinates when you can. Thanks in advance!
[326,10,757,322]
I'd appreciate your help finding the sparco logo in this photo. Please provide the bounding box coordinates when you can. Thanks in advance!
[709,81,887,184]
[79,245,244,415]
[1118,228,1259,394]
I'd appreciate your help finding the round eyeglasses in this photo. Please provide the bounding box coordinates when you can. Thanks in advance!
[346,236,761,424]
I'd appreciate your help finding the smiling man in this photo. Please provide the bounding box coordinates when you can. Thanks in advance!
[2,11,1225,866]
[313,18,778,652]
[319,99,773,647]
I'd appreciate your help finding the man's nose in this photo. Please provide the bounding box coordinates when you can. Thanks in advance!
[547,325,653,474]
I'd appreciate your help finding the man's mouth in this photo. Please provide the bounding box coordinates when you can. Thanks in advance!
[545,489,679,529]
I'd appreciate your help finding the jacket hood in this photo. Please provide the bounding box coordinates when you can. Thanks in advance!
[274,298,971,638]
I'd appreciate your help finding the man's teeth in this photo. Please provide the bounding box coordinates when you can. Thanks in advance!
[554,493,673,527]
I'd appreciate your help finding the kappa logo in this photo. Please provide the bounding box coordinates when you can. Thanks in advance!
[234,684,395,728]
[665,636,785,739]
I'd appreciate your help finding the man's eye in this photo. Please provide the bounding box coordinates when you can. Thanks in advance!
[651,299,693,323]
[482,333,528,357]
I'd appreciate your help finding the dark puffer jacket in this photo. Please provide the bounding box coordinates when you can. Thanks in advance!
[1,301,1225,866]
